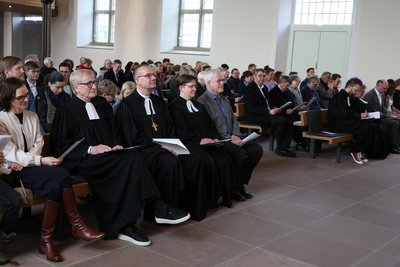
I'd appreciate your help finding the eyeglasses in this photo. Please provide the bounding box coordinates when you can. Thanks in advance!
[78,81,97,88]
[137,73,157,79]
[184,84,197,89]
[14,93,30,102]
[211,79,225,83]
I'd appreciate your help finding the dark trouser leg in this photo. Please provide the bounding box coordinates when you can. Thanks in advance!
[0,178,21,235]
[268,115,293,149]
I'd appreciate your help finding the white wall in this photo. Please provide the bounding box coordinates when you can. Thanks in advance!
[51,0,278,73]
[50,0,400,88]
[348,0,400,89]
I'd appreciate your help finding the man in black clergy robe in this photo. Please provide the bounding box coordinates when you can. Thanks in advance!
[328,78,380,164]
[51,70,190,247]
[116,66,204,217]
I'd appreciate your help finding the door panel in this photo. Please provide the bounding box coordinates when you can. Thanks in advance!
[291,31,320,78]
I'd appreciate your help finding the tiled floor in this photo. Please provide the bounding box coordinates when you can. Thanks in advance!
[5,138,400,266]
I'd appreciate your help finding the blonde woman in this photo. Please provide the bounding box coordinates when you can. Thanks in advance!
[112,81,136,114]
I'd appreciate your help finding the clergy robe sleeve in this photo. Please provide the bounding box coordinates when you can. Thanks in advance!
[50,106,91,162]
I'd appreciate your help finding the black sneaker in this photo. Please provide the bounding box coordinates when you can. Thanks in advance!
[117,227,151,246]
[155,205,191,224]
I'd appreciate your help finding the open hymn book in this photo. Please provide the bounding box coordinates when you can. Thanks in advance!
[152,138,190,155]
[361,111,380,120]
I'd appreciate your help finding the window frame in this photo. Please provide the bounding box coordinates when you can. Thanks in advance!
[177,0,214,49]
[91,0,115,46]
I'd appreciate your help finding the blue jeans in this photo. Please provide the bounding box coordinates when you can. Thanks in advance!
[0,177,21,234]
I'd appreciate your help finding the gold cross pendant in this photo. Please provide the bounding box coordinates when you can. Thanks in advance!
[152,121,158,131]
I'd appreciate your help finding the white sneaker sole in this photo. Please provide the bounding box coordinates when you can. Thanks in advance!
[350,153,363,165]
[155,213,191,224]
[117,233,151,247]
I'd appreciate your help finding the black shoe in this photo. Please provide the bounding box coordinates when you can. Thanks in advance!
[239,185,253,199]
[295,144,309,152]
[232,192,246,201]
[391,145,400,154]
[118,226,151,246]
[155,205,190,224]
[221,199,232,208]
[275,149,296,158]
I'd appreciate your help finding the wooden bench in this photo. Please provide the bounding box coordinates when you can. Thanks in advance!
[234,103,275,151]
[0,133,91,213]
[295,110,354,163]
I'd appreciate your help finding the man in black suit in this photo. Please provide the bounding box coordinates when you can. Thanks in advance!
[269,75,308,152]
[363,79,400,154]
[103,59,124,88]
[243,69,295,157]
[301,75,324,109]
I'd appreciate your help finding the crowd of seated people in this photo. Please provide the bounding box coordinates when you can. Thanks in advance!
[1,54,400,264]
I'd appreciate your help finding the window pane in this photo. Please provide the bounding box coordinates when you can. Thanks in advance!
[94,14,109,42]
[96,0,109,11]
[111,0,115,10]
[182,0,200,10]
[201,14,213,48]
[110,14,115,43]
[180,14,200,47]
[294,0,353,25]
[203,0,214,9]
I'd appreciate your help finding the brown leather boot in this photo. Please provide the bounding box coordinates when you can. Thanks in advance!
[62,188,105,241]
[38,200,62,262]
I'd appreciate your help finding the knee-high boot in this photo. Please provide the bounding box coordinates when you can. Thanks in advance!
[39,200,62,262]
[62,188,105,241]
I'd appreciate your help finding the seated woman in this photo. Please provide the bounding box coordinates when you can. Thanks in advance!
[194,71,207,100]
[237,71,253,97]
[263,67,277,91]
[112,81,136,114]
[0,78,104,262]
[97,79,119,104]
[169,74,236,209]
[383,79,400,117]
[37,71,70,133]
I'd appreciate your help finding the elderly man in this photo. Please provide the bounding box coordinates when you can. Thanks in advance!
[363,79,400,154]
[288,75,303,106]
[103,59,124,88]
[197,69,263,200]
[316,71,334,108]
[301,75,324,110]
[243,68,295,157]
[51,69,190,247]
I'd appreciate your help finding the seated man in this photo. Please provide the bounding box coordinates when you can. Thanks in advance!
[363,79,400,154]
[301,75,324,109]
[197,69,263,200]
[243,68,295,157]
[51,69,190,247]
[316,71,334,108]
[269,75,308,151]
[300,67,315,90]
[103,59,124,88]
[328,78,381,164]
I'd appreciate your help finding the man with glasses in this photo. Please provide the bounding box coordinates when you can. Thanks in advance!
[301,75,324,110]
[59,62,73,96]
[116,65,190,210]
[198,69,263,200]
[23,61,44,113]
[103,59,124,88]
[51,69,190,246]
[244,68,295,157]
[363,79,400,154]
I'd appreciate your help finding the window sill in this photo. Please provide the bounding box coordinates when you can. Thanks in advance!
[162,47,210,56]
[77,44,114,50]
